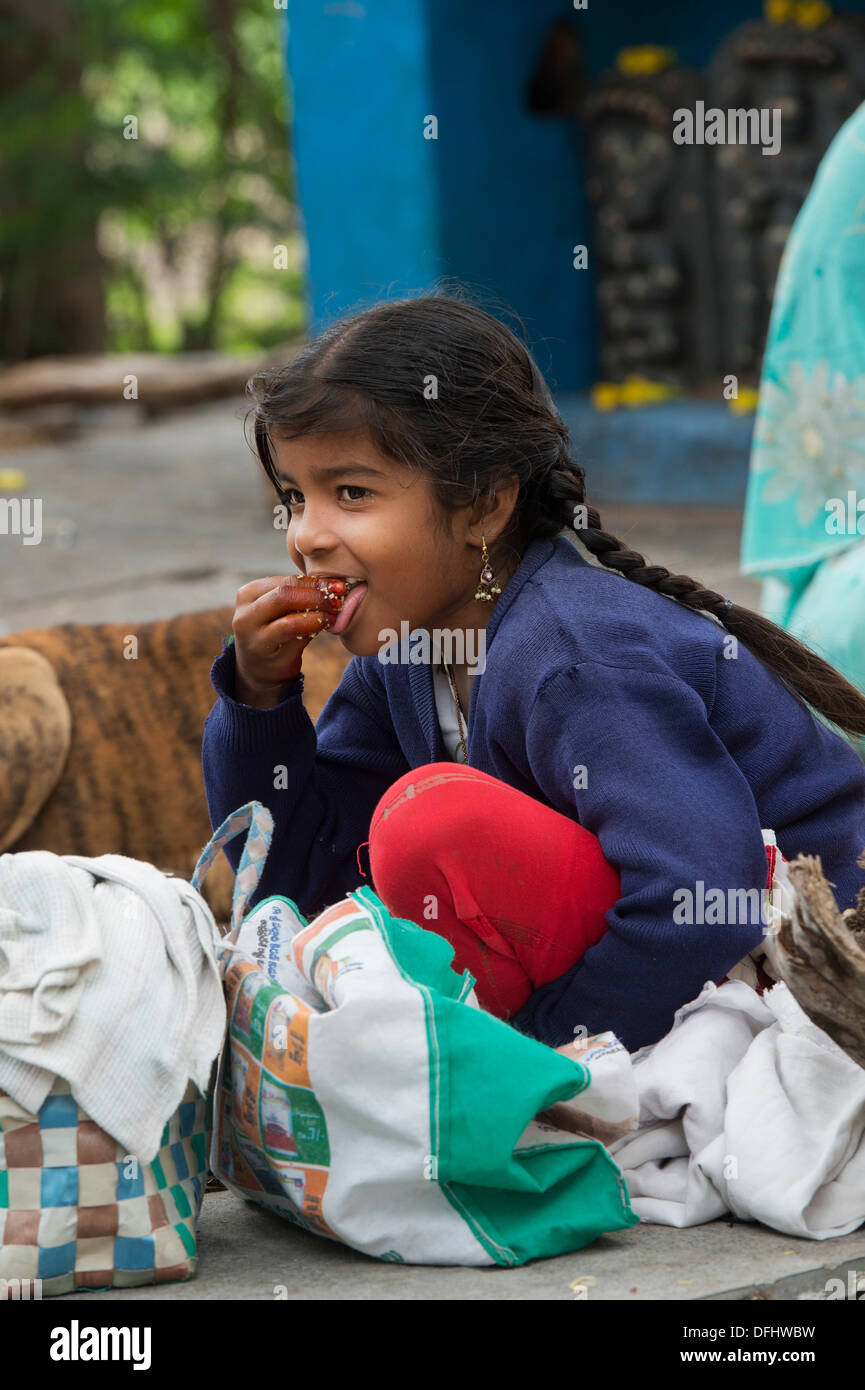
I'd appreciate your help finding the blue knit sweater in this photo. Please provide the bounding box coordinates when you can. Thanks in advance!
[201,533,865,1052]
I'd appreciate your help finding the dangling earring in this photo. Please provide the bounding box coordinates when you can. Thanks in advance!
[475,535,501,603]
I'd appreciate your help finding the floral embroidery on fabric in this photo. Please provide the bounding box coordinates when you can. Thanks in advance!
[752,360,865,526]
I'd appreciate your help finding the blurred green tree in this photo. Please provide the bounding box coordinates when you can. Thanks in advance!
[0,0,304,361]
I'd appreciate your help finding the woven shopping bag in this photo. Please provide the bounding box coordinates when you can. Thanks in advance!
[0,1081,209,1297]
[191,800,639,1267]
[0,850,219,1298]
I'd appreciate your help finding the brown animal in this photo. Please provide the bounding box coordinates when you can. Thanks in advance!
[0,608,352,924]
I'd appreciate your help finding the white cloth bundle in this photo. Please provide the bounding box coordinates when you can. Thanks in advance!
[608,977,865,1239]
[0,851,225,1162]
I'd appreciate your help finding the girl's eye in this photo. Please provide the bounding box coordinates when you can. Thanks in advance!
[279,484,372,506]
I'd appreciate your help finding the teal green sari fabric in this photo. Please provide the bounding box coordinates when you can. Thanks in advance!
[741,100,865,755]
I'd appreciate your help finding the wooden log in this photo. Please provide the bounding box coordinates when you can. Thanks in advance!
[0,346,302,413]
[773,852,865,1072]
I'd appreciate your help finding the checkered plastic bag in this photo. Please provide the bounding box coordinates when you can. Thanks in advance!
[0,801,274,1297]
[0,837,227,1298]
[0,1079,210,1297]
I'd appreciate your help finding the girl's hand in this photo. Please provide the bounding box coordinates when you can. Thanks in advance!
[231,574,347,708]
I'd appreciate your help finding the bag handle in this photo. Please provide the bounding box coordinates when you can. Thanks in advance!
[192,799,274,939]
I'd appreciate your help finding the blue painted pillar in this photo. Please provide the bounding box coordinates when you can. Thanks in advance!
[284,0,587,390]
[426,0,589,393]
[283,1,442,329]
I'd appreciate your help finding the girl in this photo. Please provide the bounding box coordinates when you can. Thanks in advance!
[202,292,865,1054]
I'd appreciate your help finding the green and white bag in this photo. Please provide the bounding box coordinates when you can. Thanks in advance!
[193,801,639,1267]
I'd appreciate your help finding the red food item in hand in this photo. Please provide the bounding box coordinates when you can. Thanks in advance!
[287,575,348,613]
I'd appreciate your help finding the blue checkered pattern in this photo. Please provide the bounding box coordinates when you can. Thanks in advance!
[0,1080,211,1297]
[192,800,274,937]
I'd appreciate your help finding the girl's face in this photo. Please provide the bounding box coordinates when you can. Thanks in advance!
[273,429,518,658]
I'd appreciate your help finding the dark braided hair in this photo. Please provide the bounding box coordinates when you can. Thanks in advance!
[247,285,865,741]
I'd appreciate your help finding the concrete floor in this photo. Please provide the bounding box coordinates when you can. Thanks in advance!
[50,1190,865,1302]
[6,397,860,1303]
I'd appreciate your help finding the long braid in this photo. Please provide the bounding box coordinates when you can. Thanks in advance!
[515,348,865,737]
[547,460,732,616]
[539,451,865,740]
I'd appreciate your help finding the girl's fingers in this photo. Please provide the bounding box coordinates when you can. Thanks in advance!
[233,576,348,685]
[261,609,336,650]
[250,578,343,625]
[236,575,300,603]
[237,573,342,605]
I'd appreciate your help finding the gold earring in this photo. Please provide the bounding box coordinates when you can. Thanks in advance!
[475,535,501,603]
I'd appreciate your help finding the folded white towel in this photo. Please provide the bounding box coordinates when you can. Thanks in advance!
[608,978,865,1239]
[0,851,226,1162]
[0,852,102,1040]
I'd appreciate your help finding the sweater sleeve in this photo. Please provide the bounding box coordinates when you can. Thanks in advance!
[513,661,770,1053]
[201,640,410,917]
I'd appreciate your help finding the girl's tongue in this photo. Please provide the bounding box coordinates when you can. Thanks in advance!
[329,582,368,634]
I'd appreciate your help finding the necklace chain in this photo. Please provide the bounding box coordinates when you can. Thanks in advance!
[443,660,468,763]
[435,538,498,765]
